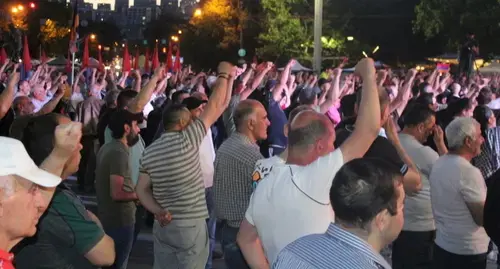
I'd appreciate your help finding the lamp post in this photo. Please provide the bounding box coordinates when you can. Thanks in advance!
[312,0,323,72]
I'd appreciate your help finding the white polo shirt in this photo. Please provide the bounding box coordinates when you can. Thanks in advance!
[245,149,344,264]
[430,154,489,255]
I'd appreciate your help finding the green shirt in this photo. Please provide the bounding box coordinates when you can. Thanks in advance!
[95,140,136,229]
[14,185,104,269]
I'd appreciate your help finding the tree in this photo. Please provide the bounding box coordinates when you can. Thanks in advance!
[256,0,308,62]
[414,0,500,55]
[40,19,70,45]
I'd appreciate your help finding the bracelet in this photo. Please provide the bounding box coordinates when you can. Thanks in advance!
[218,74,230,80]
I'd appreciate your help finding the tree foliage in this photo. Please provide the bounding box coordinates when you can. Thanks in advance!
[256,0,307,62]
[414,0,500,54]
[189,0,245,49]
[40,19,69,44]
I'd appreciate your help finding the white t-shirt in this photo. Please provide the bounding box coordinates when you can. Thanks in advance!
[430,154,489,255]
[245,149,344,264]
[199,129,215,188]
[399,133,437,231]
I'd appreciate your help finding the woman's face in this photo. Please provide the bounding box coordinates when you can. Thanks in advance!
[57,117,82,176]
[489,113,497,128]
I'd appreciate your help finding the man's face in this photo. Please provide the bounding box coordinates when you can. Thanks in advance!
[418,116,436,143]
[0,176,44,239]
[19,81,30,94]
[381,182,405,245]
[468,123,484,157]
[32,86,46,101]
[250,104,270,141]
[126,120,141,146]
[19,97,35,116]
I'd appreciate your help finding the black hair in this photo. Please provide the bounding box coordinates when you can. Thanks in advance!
[21,113,61,165]
[415,92,434,108]
[117,90,138,109]
[477,88,493,106]
[473,105,494,139]
[108,109,141,139]
[340,94,357,118]
[171,90,189,104]
[162,103,188,131]
[403,104,436,127]
[330,158,403,230]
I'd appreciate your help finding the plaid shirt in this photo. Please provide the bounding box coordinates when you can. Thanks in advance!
[213,132,263,228]
[472,127,500,179]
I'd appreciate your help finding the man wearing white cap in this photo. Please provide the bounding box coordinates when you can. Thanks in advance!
[0,122,83,269]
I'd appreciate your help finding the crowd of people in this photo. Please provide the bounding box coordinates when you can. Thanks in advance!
[0,52,500,269]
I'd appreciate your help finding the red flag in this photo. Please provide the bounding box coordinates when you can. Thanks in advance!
[144,48,150,73]
[97,46,104,72]
[69,1,79,54]
[22,35,32,71]
[174,45,181,72]
[0,47,7,65]
[41,50,48,64]
[151,44,159,70]
[123,43,131,72]
[133,48,139,70]
[82,36,89,68]
[166,41,173,71]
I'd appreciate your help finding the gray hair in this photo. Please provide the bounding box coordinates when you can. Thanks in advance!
[445,117,479,151]
[0,176,15,200]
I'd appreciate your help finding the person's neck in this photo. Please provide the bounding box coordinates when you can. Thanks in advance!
[237,129,257,144]
[449,149,475,162]
[342,227,384,253]
[0,232,20,253]
[117,137,129,149]
[286,148,316,166]
[400,128,423,144]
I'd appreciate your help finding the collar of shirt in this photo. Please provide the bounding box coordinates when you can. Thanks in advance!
[327,224,392,269]
[234,132,259,149]
[0,249,14,269]
[378,128,387,138]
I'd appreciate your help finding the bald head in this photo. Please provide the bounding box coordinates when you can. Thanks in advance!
[288,110,333,150]
[233,99,263,131]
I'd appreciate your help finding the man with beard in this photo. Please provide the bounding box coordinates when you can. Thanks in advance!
[95,109,141,269]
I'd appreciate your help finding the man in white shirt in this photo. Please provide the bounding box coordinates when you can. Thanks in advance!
[237,58,382,267]
[430,117,489,269]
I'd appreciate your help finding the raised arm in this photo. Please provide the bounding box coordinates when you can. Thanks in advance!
[319,68,341,114]
[128,67,163,113]
[391,69,417,116]
[198,62,234,130]
[339,58,381,162]
[0,65,20,120]
[272,60,293,102]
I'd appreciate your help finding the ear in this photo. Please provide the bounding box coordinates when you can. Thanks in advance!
[123,124,131,135]
[374,209,390,233]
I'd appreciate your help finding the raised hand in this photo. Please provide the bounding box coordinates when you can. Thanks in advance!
[53,122,83,159]
[355,58,376,79]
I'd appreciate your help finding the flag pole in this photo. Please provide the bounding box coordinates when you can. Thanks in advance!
[71,52,76,86]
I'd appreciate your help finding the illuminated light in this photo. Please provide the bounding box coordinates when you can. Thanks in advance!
[122,44,125,47]
[162,47,167,53]
[90,34,96,40]
[18,5,24,11]
[372,46,380,54]
[115,65,121,70]
[30,2,35,8]
[347,36,354,41]
[98,45,102,50]
[11,7,18,13]
[178,30,182,34]
[362,51,368,58]
[194,8,202,17]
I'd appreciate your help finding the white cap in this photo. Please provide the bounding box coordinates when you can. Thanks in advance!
[0,137,62,187]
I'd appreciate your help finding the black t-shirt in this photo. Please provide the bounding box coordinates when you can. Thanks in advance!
[0,109,15,137]
[334,119,408,176]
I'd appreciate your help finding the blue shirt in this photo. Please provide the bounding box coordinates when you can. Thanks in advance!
[273,223,392,269]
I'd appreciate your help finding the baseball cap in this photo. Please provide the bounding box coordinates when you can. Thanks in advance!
[0,137,61,187]
[182,97,207,111]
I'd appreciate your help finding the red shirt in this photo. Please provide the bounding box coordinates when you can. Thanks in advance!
[0,249,14,269]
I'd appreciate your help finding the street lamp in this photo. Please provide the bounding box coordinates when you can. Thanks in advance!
[11,7,19,13]
[178,30,182,34]
[90,34,96,41]
[194,8,202,17]
[347,36,354,41]
[17,5,24,11]
[171,35,179,42]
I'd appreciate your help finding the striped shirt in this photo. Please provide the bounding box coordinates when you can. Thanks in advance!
[213,132,263,228]
[273,223,391,269]
[140,118,208,220]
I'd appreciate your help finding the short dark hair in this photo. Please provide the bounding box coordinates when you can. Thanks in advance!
[403,104,436,127]
[117,90,138,109]
[20,114,62,165]
[288,116,329,149]
[330,158,403,230]
[162,103,188,131]
[108,109,142,139]
[477,88,493,106]
[233,100,258,131]
[415,92,434,107]
[172,90,189,104]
